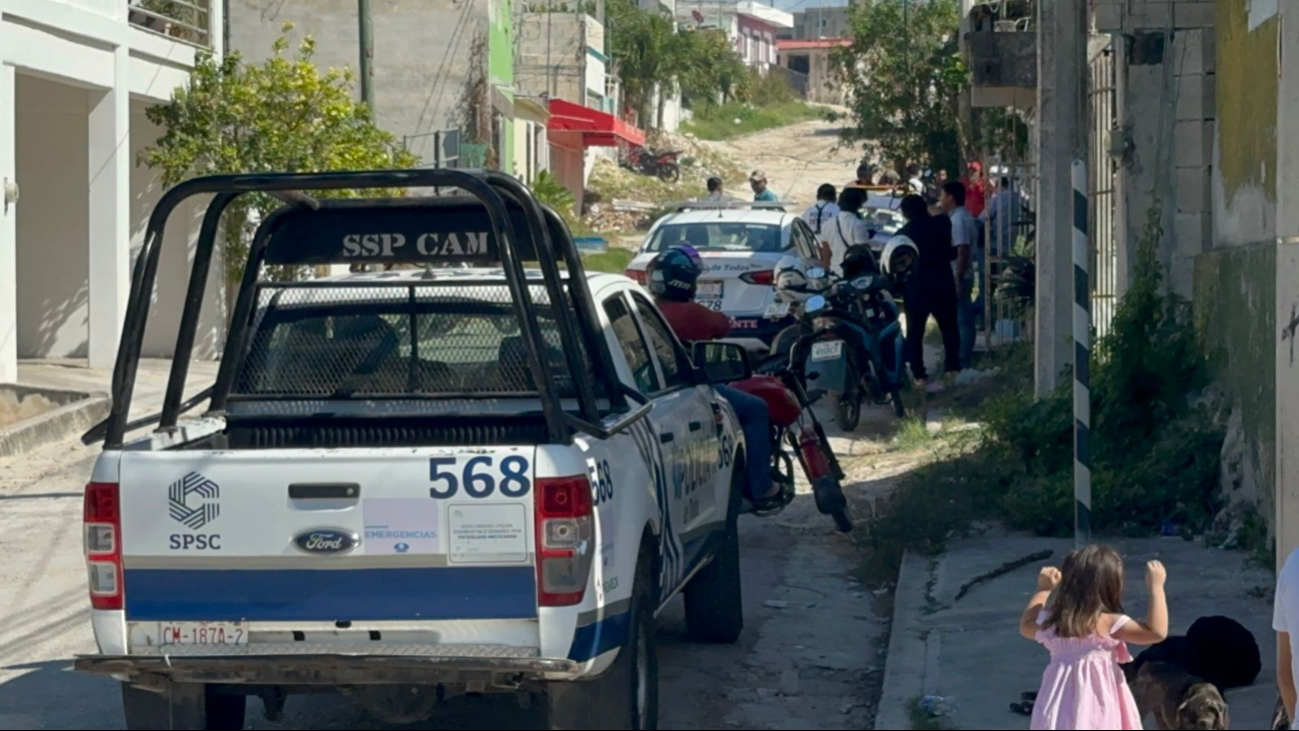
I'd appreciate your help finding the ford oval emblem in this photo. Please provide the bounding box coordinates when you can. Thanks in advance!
[294,528,358,555]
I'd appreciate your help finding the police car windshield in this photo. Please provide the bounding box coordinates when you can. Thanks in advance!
[647,223,784,253]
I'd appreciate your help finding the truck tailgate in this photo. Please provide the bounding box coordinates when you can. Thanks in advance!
[119,447,538,626]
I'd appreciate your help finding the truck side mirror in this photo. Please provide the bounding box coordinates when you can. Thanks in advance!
[693,342,752,384]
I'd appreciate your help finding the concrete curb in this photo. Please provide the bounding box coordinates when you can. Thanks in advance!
[0,384,109,457]
[875,550,936,730]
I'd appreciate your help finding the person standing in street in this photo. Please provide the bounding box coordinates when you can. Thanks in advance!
[750,170,779,202]
[983,176,1017,257]
[941,181,980,368]
[961,161,989,219]
[706,176,726,201]
[1275,547,1299,729]
[825,187,876,275]
[897,194,960,386]
[906,163,926,196]
[803,184,840,265]
[848,163,875,188]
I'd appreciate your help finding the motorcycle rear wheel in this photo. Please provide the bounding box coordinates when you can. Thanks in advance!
[657,164,680,182]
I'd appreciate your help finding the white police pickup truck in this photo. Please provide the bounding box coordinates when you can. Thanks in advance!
[75,171,759,730]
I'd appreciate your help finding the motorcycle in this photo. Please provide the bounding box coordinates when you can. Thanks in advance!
[622,146,682,182]
[790,266,908,430]
[729,357,853,533]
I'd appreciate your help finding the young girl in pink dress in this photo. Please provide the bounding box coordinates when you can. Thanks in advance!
[1019,545,1170,730]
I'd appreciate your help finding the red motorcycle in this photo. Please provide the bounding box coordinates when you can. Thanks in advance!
[730,359,852,533]
[622,146,682,182]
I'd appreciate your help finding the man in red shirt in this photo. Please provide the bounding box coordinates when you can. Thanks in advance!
[646,246,781,510]
[961,161,988,219]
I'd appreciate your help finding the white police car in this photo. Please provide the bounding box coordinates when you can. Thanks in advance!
[624,203,824,353]
[74,172,761,730]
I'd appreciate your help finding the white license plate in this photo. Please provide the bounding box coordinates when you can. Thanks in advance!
[700,300,724,312]
[811,340,844,361]
[764,301,791,319]
[132,622,247,649]
[696,281,723,298]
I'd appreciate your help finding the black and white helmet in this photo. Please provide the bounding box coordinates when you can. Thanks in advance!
[881,235,919,284]
[774,255,813,300]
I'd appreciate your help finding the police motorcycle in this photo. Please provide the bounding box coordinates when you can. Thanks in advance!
[771,237,919,431]
[649,246,854,533]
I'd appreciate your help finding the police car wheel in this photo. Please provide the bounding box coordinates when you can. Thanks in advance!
[121,682,246,730]
[684,460,745,644]
[546,548,658,730]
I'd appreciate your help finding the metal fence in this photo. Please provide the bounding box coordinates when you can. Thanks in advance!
[1088,42,1119,341]
[128,0,213,48]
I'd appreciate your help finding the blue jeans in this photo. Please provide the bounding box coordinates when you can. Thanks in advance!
[957,275,978,368]
[716,385,775,501]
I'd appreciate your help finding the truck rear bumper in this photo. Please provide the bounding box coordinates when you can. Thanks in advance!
[75,654,580,686]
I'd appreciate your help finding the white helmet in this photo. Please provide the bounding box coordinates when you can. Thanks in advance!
[773,255,811,299]
[881,235,920,283]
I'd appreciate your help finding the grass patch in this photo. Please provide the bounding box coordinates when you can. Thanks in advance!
[683,101,825,141]
[893,417,934,450]
[580,248,635,274]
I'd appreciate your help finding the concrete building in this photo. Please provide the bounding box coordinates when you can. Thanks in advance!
[0,0,226,382]
[678,1,794,74]
[777,38,850,105]
[517,11,645,213]
[786,5,852,41]
[229,0,522,173]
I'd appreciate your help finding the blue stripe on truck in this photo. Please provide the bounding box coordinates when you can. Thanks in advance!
[124,566,538,622]
[567,611,630,662]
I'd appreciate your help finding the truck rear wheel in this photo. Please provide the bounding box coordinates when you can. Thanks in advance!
[546,548,658,730]
[683,464,744,644]
[121,682,246,730]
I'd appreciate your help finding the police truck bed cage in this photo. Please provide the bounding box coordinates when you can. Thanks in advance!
[668,201,787,213]
[89,169,650,450]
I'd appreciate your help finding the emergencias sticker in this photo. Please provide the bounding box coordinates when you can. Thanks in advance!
[363,498,440,555]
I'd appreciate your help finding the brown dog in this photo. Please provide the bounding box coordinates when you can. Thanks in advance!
[1130,661,1230,730]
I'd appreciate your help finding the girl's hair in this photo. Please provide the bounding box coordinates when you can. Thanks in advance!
[1044,545,1126,638]
[838,187,867,213]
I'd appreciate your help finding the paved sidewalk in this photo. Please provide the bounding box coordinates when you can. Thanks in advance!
[18,357,219,422]
[877,534,1278,730]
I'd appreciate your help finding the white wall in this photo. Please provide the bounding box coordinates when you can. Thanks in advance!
[130,102,225,360]
[15,74,91,359]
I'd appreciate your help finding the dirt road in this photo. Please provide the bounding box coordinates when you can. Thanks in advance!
[710,116,863,214]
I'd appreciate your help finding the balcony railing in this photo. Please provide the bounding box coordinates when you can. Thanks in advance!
[128,0,212,48]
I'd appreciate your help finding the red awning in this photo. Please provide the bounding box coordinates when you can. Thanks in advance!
[547,98,646,148]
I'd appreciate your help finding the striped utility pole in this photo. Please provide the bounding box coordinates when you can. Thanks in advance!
[1072,159,1091,547]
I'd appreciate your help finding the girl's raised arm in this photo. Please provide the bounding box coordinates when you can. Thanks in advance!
[1020,567,1061,640]
[1112,560,1169,645]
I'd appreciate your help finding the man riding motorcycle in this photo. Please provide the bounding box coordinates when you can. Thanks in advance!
[647,246,790,512]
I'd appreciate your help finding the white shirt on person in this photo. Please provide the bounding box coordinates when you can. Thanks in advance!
[803,201,841,241]
[826,211,873,274]
[948,205,978,280]
[1276,548,1299,729]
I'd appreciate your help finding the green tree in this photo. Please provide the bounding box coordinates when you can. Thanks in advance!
[607,0,677,126]
[672,27,748,109]
[832,0,968,173]
[140,25,417,286]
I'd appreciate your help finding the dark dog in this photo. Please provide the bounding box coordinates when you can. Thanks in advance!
[1130,661,1230,730]
[1127,616,1261,692]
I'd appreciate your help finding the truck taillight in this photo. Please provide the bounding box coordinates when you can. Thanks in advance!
[535,475,595,607]
[625,268,647,285]
[84,482,123,610]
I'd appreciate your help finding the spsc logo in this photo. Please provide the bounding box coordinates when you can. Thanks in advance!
[168,472,222,550]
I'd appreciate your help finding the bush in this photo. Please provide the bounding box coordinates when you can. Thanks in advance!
[863,201,1226,574]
